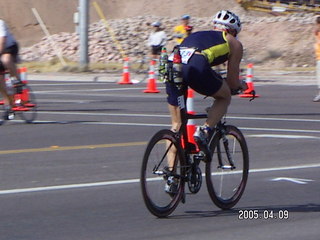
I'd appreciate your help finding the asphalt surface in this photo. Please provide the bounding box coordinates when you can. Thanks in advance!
[0,73,320,240]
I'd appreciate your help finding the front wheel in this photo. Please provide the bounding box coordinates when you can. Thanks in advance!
[140,129,185,218]
[15,85,37,123]
[206,125,249,209]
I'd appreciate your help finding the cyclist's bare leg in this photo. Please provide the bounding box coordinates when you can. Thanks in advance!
[166,104,181,170]
[1,53,20,81]
[168,104,181,132]
[0,74,14,107]
[206,81,231,128]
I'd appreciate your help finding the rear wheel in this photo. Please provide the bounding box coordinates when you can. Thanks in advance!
[206,125,249,209]
[141,129,185,217]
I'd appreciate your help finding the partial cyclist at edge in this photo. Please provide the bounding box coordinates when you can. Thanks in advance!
[167,10,247,153]
[0,18,21,120]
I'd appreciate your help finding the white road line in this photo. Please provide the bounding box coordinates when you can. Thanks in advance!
[247,134,320,139]
[39,111,170,118]
[34,86,165,94]
[0,163,319,195]
[36,111,320,123]
[240,127,320,134]
[31,83,113,86]
[82,121,170,127]
[229,116,320,123]
[34,120,320,135]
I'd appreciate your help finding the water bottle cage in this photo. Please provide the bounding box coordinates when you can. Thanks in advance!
[165,61,184,86]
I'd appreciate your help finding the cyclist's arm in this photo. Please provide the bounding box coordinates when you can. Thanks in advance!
[226,34,243,90]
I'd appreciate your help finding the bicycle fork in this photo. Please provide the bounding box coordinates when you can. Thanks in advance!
[218,129,236,170]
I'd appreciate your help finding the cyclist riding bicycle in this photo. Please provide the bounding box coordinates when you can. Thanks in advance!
[166,10,246,152]
[0,19,21,120]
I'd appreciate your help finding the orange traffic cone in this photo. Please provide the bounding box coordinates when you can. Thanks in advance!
[240,63,260,98]
[185,88,199,153]
[118,57,132,84]
[18,67,27,81]
[186,88,196,144]
[143,60,160,93]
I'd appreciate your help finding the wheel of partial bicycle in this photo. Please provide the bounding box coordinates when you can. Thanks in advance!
[18,85,37,123]
[140,129,185,218]
[0,103,4,125]
[205,125,249,210]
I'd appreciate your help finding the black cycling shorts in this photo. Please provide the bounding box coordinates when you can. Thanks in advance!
[182,54,223,96]
[151,45,162,55]
[0,61,4,73]
[2,43,19,62]
[165,82,187,106]
[166,54,223,106]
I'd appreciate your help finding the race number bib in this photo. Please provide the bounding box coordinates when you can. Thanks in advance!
[179,48,196,64]
[168,48,196,64]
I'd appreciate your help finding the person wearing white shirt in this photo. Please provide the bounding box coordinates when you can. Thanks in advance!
[147,21,167,59]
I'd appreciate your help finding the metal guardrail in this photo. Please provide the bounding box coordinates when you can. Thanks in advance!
[237,0,320,13]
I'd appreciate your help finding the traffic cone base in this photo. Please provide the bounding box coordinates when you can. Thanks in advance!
[143,60,160,93]
[239,63,260,98]
[143,78,160,93]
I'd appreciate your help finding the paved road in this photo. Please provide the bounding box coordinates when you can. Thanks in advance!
[0,75,320,240]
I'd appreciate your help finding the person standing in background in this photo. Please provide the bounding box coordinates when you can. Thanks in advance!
[147,21,167,60]
[313,16,320,102]
[173,15,190,45]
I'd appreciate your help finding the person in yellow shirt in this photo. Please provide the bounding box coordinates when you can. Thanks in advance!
[313,16,320,102]
[173,15,190,44]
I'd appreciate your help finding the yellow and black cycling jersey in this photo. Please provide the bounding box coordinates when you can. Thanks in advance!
[180,30,230,66]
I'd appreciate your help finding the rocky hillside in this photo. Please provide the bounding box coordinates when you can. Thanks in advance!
[0,0,317,68]
[0,0,245,47]
[20,13,316,68]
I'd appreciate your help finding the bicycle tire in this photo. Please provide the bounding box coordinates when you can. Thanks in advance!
[17,85,37,123]
[0,103,4,126]
[140,129,185,217]
[206,125,249,210]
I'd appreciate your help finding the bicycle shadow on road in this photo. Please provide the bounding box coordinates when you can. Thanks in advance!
[169,203,320,219]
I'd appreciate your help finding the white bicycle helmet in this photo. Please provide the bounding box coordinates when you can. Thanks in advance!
[213,10,242,34]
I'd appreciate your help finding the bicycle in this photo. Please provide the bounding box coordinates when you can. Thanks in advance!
[0,72,37,125]
[140,79,253,217]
